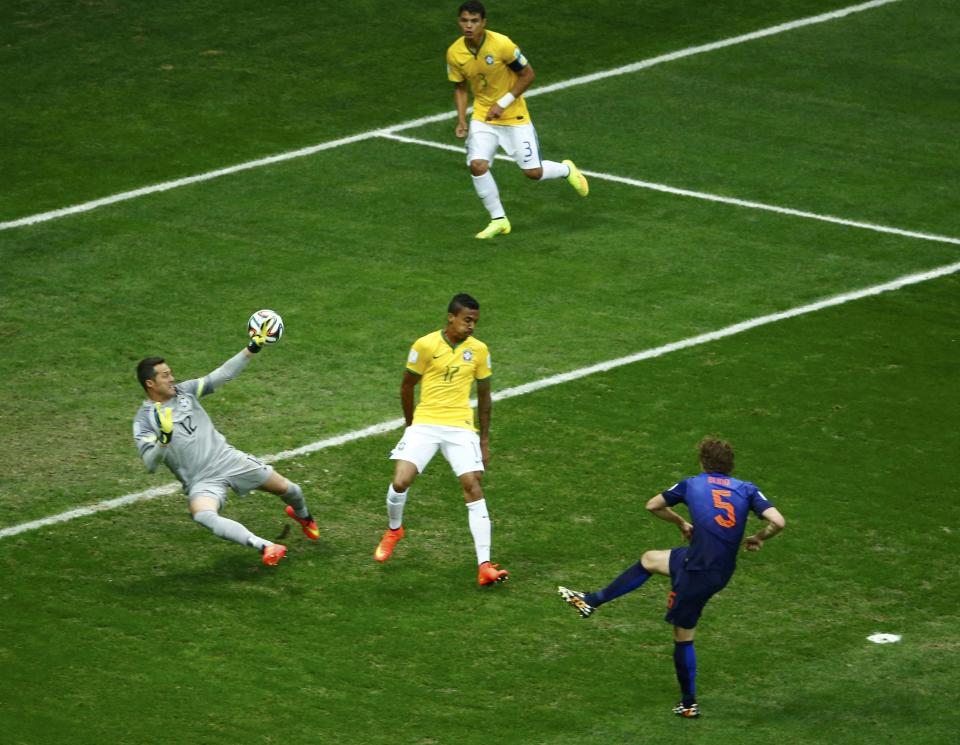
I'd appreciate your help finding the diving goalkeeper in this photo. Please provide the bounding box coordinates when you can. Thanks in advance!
[132,317,319,566]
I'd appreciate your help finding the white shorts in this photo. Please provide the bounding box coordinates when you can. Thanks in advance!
[466,120,542,170]
[390,424,484,477]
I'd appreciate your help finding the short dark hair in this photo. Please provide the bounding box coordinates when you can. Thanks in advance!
[448,293,480,314]
[458,1,486,18]
[698,437,734,474]
[137,356,165,391]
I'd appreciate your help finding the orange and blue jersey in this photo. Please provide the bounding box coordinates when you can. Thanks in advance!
[663,473,773,574]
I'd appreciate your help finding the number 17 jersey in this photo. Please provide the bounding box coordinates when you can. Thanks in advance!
[406,330,492,431]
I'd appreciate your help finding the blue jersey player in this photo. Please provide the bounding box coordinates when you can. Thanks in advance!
[558,437,786,718]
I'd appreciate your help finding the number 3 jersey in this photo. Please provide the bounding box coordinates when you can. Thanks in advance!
[663,473,774,574]
[406,330,492,431]
[446,29,532,126]
[132,351,254,491]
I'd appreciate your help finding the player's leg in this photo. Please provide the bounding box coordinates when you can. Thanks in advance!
[559,543,679,618]
[376,427,437,563]
[374,459,417,563]
[443,430,507,584]
[458,470,506,585]
[468,121,511,239]
[389,459,419,528]
[189,491,285,565]
[664,567,723,719]
[508,124,588,195]
[672,625,699,718]
[258,470,320,541]
[559,548,666,618]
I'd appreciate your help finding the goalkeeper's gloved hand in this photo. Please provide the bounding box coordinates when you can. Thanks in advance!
[154,403,174,445]
[247,321,268,354]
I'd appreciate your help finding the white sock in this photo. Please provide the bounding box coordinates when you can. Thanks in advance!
[387,485,407,530]
[471,172,506,219]
[193,510,268,551]
[466,498,492,565]
[539,160,569,181]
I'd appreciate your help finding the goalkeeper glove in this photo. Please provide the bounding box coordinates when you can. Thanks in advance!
[247,321,269,354]
[154,403,174,445]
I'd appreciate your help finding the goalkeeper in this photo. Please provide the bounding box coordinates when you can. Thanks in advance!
[132,318,319,566]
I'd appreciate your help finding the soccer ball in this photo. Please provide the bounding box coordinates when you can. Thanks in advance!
[247,309,284,344]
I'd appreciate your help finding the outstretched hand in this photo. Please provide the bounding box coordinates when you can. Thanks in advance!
[247,321,269,354]
[743,535,763,552]
[154,402,174,445]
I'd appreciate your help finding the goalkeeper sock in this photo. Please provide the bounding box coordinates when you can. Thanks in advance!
[584,561,651,607]
[282,480,309,519]
[538,160,569,180]
[471,172,505,219]
[193,510,267,550]
[386,485,407,530]
[673,641,697,707]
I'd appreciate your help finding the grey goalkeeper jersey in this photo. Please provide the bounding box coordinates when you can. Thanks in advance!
[133,350,254,491]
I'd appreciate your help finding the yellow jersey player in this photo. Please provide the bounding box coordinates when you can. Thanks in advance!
[374,293,508,586]
[446,1,589,240]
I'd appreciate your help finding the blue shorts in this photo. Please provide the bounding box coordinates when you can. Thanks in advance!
[664,547,731,629]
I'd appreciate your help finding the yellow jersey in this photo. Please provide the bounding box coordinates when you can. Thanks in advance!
[406,330,492,430]
[446,29,532,126]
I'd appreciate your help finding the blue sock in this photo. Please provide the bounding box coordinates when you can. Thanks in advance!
[584,561,651,607]
[673,640,697,706]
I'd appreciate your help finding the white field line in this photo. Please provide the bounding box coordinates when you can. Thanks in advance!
[3,258,958,541]
[379,133,960,247]
[0,0,900,232]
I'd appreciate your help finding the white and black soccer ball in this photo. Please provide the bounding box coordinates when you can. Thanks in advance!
[247,309,284,344]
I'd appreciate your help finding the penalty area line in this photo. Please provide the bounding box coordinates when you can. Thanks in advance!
[378,132,960,248]
[0,0,900,232]
[2,257,958,541]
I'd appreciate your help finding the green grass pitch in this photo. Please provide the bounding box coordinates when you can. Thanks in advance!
[1,1,958,743]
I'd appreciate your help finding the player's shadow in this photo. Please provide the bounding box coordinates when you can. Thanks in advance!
[114,552,301,600]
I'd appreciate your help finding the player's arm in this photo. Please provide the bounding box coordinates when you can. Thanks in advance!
[486,62,535,121]
[134,410,169,473]
[646,493,694,542]
[454,81,470,138]
[476,378,492,466]
[197,349,253,397]
[743,506,786,551]
[400,370,419,427]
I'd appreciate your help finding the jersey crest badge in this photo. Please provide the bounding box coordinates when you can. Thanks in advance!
[485,54,494,65]
[462,350,474,361]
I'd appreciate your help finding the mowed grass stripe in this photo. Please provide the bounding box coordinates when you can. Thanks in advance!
[0,0,900,232]
[3,257,956,541]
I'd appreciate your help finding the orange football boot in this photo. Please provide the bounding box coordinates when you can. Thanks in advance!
[478,561,509,586]
[374,526,405,563]
[285,506,320,541]
[261,544,288,566]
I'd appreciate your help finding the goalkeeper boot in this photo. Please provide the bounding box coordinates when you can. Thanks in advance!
[285,505,320,541]
[478,561,509,585]
[261,543,287,566]
[563,160,589,197]
[558,586,595,618]
[374,526,404,563]
[475,216,511,240]
[673,702,700,719]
